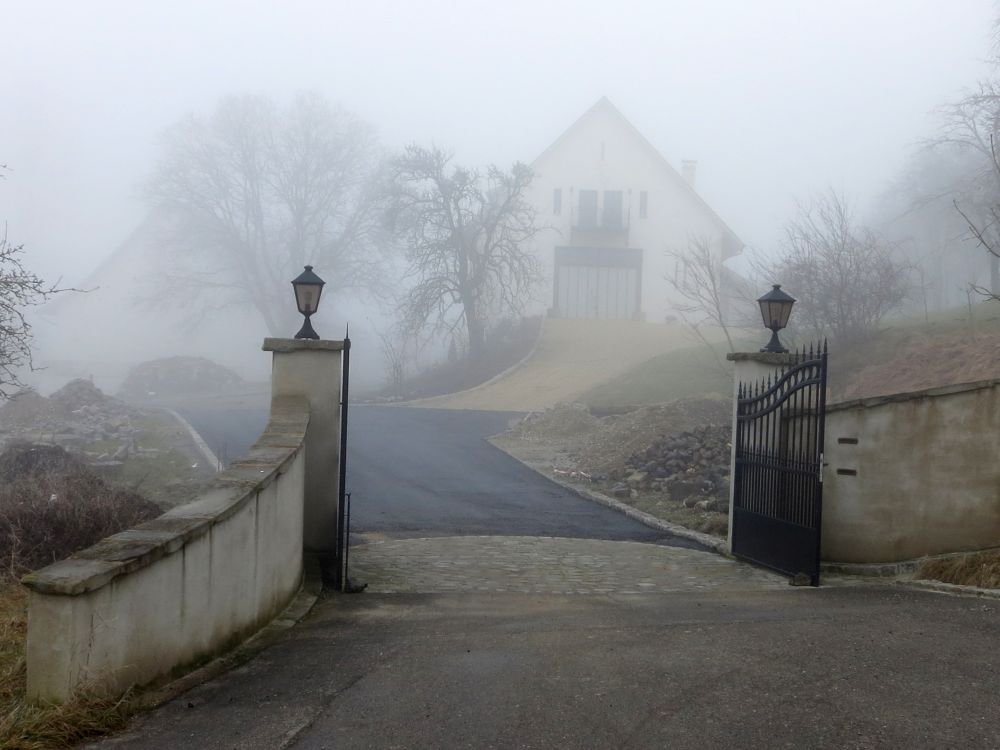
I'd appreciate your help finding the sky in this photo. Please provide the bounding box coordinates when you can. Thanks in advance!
[1,0,996,287]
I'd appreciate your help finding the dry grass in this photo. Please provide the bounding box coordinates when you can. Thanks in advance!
[917,549,1000,590]
[0,577,139,750]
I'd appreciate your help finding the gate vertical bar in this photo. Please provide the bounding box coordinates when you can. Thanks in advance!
[335,327,351,591]
[810,341,828,585]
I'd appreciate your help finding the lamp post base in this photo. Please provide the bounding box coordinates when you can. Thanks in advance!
[760,329,788,354]
[294,315,320,340]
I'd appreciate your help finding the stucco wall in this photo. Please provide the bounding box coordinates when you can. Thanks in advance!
[527,101,738,323]
[823,380,1000,563]
[22,395,310,702]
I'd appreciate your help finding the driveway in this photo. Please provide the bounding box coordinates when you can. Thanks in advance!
[85,406,1000,748]
[90,582,1000,749]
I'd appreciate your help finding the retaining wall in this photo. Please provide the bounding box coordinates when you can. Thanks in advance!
[823,380,1000,563]
[22,394,310,702]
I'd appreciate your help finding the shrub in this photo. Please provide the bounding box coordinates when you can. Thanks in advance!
[0,443,160,576]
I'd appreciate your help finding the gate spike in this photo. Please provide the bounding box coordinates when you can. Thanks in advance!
[823,338,828,355]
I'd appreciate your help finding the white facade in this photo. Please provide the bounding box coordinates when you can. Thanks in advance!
[526,97,743,323]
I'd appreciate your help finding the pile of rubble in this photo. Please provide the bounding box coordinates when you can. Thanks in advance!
[608,424,731,512]
[0,379,144,464]
[500,397,734,528]
[118,356,243,401]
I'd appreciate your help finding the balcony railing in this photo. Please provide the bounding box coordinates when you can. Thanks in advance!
[567,198,632,247]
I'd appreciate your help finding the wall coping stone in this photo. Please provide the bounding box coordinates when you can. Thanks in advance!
[262,337,345,353]
[21,395,310,597]
[726,351,800,365]
[827,377,1000,414]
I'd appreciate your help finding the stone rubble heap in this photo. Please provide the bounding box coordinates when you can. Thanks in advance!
[608,424,732,513]
[0,379,149,464]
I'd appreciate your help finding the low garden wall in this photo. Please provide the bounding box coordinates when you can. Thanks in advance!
[21,394,310,702]
[823,379,1000,563]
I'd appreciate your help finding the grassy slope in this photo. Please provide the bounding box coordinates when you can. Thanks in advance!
[580,305,1000,409]
[580,336,756,409]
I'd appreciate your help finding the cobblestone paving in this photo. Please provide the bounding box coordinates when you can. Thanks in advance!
[349,535,788,594]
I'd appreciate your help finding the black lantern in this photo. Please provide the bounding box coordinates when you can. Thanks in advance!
[757,284,795,353]
[291,265,325,340]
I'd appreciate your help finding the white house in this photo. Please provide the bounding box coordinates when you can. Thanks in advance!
[526,97,744,322]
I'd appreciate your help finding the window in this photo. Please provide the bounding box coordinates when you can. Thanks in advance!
[553,188,562,216]
[578,190,598,227]
[639,191,648,219]
[603,191,623,228]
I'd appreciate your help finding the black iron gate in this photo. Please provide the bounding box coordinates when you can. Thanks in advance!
[731,343,828,585]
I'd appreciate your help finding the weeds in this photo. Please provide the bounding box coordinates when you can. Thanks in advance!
[0,443,160,575]
[917,549,1000,589]
[0,577,137,749]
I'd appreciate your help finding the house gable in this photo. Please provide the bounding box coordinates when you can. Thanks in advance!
[531,96,743,258]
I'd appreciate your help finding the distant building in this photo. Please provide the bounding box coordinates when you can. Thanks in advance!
[526,97,744,322]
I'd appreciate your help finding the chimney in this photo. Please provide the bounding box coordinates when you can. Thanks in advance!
[681,160,697,190]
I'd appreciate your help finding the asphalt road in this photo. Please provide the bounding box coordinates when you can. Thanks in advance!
[347,406,691,544]
[175,402,698,547]
[90,586,1000,750]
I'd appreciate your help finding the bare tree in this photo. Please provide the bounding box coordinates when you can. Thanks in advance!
[665,237,749,368]
[386,145,541,362]
[762,191,910,343]
[378,327,412,401]
[145,93,390,335]
[0,165,74,396]
[0,230,69,397]
[926,18,1000,298]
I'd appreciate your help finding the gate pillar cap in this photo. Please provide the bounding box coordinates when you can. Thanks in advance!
[727,352,799,365]
[263,338,346,353]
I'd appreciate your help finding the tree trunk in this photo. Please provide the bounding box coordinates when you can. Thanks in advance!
[992,253,999,298]
[466,303,486,363]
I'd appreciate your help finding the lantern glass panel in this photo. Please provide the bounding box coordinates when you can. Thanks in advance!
[295,284,321,315]
[759,300,789,329]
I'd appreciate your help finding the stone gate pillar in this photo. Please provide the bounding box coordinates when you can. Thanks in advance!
[263,338,344,556]
[724,351,799,551]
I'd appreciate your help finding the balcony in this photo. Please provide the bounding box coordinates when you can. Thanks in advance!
[568,212,630,248]
[567,192,631,248]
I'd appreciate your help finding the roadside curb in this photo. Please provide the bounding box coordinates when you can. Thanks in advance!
[487,436,729,556]
[895,578,1000,600]
[156,407,223,472]
[133,555,323,712]
[820,560,921,578]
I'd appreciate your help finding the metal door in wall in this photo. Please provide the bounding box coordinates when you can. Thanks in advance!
[556,264,638,319]
[731,343,828,585]
[553,246,643,320]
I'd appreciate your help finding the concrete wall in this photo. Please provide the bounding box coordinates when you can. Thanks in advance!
[22,395,311,702]
[823,380,1000,564]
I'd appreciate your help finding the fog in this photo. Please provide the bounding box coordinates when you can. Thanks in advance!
[2,0,996,392]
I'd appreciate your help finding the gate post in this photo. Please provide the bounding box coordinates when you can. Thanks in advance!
[725,351,799,551]
[263,338,344,567]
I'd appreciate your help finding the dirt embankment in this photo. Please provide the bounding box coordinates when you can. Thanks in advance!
[832,329,1000,402]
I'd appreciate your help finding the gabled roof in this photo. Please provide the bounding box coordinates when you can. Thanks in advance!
[532,96,744,258]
